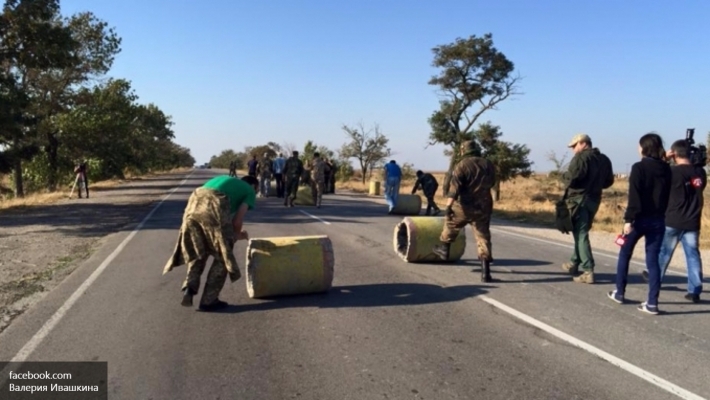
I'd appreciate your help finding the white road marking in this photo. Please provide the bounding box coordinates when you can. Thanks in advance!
[299,210,331,225]
[7,172,194,364]
[490,227,689,277]
[479,295,707,400]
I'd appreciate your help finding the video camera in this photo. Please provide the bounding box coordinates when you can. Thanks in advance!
[685,128,707,167]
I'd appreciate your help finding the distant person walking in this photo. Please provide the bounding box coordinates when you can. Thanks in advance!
[383,160,402,214]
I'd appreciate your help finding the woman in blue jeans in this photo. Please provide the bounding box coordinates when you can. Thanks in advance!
[607,133,672,315]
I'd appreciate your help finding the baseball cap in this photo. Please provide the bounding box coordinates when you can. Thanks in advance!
[568,133,591,148]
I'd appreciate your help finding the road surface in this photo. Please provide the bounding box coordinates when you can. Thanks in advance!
[1,169,708,400]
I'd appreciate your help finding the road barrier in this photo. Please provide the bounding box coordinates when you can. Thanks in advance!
[246,235,334,298]
[391,194,422,215]
[393,216,466,262]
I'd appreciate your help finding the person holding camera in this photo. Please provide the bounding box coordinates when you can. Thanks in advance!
[607,133,672,315]
[641,139,706,303]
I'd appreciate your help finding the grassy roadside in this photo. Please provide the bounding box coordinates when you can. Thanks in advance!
[0,167,192,213]
[337,171,710,250]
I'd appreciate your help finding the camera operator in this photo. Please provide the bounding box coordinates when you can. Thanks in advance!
[642,139,706,303]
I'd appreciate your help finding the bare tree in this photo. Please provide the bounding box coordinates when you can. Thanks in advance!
[339,122,392,183]
[281,141,297,156]
[546,150,568,175]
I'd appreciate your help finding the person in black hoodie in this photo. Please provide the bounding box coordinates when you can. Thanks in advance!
[607,133,672,315]
[641,139,706,303]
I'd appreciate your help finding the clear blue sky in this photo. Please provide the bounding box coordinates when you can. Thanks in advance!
[61,0,710,173]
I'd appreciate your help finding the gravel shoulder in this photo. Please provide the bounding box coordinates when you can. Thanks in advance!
[0,169,192,334]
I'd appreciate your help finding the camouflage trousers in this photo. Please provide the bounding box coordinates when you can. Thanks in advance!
[285,177,300,202]
[310,179,325,206]
[441,201,493,260]
[163,188,241,307]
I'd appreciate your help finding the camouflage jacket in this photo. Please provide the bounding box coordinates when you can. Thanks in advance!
[283,156,304,179]
[448,155,496,206]
[258,158,273,178]
[562,148,614,201]
[310,158,326,182]
[412,173,438,195]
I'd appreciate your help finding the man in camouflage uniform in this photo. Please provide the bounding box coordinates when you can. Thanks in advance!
[432,140,497,282]
[310,152,326,208]
[412,170,441,216]
[163,175,256,311]
[327,159,337,194]
[258,152,273,197]
[282,150,304,207]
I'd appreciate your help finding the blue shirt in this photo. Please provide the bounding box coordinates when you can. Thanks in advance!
[272,157,285,174]
[384,163,401,179]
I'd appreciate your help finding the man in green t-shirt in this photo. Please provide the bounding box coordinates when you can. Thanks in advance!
[163,175,256,311]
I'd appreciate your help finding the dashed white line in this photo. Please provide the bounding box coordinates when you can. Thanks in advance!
[480,295,706,400]
[299,210,331,225]
[6,172,194,364]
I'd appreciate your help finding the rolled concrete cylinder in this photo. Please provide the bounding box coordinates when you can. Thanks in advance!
[393,216,466,262]
[293,185,315,206]
[246,235,335,298]
[391,194,422,215]
[369,181,381,196]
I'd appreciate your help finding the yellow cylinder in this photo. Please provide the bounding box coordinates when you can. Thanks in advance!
[369,181,381,196]
[393,216,466,262]
[293,185,315,205]
[391,194,422,215]
[246,235,335,298]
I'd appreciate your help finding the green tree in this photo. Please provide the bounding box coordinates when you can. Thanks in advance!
[0,0,77,196]
[339,122,391,183]
[474,122,532,200]
[209,149,242,169]
[300,140,334,165]
[426,33,522,195]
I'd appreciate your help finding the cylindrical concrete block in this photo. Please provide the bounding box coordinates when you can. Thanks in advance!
[369,181,381,196]
[391,194,422,215]
[293,185,315,205]
[246,235,335,298]
[393,216,466,262]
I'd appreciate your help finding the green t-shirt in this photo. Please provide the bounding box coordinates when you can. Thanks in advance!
[201,175,256,214]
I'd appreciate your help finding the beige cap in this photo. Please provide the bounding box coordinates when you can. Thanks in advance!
[568,133,591,148]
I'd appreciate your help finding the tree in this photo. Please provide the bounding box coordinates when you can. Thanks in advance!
[0,0,78,196]
[281,141,297,156]
[300,140,334,165]
[474,122,533,200]
[426,33,522,195]
[339,122,391,183]
[545,150,568,180]
[209,149,241,169]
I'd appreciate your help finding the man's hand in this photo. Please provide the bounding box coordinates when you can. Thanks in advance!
[623,223,633,235]
[237,230,249,241]
[445,205,454,219]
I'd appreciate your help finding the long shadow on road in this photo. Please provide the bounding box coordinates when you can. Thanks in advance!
[210,283,491,314]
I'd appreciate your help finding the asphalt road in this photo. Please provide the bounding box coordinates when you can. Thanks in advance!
[1,169,708,400]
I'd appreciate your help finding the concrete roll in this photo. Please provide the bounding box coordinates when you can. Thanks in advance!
[369,181,381,196]
[246,235,335,298]
[393,216,466,262]
[293,185,315,206]
[391,194,422,215]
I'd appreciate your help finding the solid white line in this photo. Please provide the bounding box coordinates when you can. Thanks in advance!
[490,227,689,277]
[479,295,707,400]
[8,172,194,363]
[299,210,331,225]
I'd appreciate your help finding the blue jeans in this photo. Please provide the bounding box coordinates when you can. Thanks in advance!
[385,176,401,211]
[658,227,704,295]
[614,216,665,306]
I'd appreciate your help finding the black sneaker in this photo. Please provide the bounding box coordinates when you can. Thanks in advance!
[684,293,701,303]
[607,290,624,304]
[198,300,229,312]
[641,270,649,282]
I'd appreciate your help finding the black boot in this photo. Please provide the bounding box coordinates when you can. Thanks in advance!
[480,257,492,283]
[181,288,195,307]
[432,242,451,260]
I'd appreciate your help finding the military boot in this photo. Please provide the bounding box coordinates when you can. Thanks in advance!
[432,242,451,260]
[573,270,595,284]
[480,257,492,283]
[181,288,195,307]
[561,262,579,275]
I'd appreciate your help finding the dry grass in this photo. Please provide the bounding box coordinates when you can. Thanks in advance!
[0,167,192,212]
[338,171,710,250]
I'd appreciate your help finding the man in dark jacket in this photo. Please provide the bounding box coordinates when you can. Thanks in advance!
[412,170,441,216]
[560,133,615,283]
[432,141,497,282]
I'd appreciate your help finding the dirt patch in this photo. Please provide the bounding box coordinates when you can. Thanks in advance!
[0,170,193,334]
